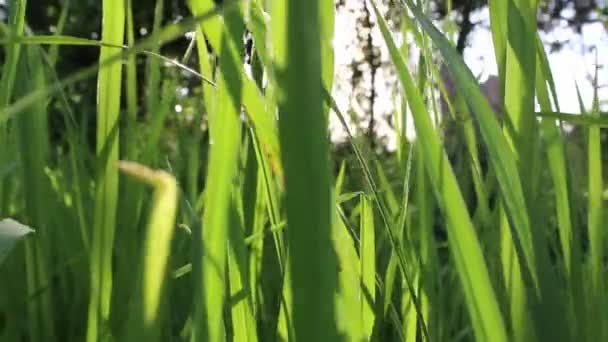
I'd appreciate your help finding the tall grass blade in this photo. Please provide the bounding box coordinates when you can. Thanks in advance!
[272,0,339,340]
[86,0,125,339]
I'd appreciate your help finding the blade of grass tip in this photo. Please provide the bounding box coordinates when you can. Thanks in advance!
[86,0,125,340]
[119,161,178,342]
[272,0,339,340]
[188,0,245,341]
[399,0,540,290]
[369,1,508,341]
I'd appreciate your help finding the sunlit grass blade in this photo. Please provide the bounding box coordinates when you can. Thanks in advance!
[86,0,125,339]
[189,1,245,341]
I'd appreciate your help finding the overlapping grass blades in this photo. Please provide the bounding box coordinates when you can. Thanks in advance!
[189,0,246,341]
[1,0,607,341]
[370,1,507,340]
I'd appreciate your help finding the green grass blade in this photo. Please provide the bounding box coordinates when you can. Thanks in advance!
[86,0,125,339]
[272,0,339,340]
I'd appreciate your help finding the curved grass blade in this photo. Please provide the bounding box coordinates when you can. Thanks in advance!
[119,161,178,342]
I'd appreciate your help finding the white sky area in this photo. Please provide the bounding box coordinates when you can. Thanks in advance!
[331,2,608,149]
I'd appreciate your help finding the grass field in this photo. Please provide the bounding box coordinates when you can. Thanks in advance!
[1,0,607,341]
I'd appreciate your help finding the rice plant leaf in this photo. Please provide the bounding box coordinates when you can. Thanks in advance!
[0,218,33,265]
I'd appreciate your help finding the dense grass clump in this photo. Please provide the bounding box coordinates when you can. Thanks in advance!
[1,0,608,341]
